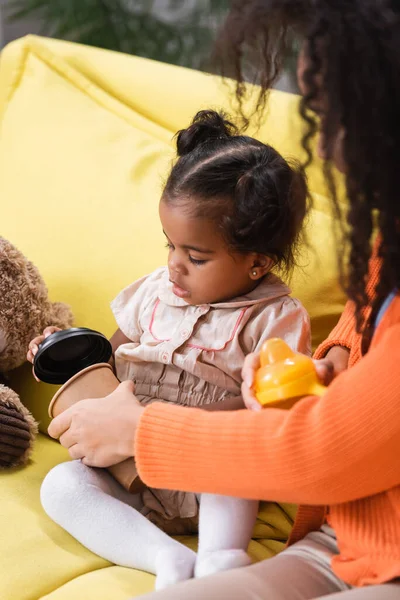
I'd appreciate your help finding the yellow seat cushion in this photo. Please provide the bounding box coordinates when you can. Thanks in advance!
[0,435,154,600]
[0,35,346,598]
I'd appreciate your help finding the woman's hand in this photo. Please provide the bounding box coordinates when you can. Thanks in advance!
[314,346,350,386]
[241,345,351,411]
[48,380,145,467]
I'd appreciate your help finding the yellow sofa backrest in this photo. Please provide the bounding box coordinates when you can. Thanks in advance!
[0,36,347,430]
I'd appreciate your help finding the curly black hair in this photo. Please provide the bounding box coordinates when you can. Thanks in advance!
[163,109,308,275]
[216,0,400,343]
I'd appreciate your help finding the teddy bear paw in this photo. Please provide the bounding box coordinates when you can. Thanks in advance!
[0,385,38,468]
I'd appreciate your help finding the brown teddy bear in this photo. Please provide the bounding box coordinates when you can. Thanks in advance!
[0,237,73,468]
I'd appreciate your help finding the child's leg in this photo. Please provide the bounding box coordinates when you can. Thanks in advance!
[40,460,196,590]
[195,493,259,578]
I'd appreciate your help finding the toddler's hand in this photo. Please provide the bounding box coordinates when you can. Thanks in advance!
[27,326,62,380]
[241,352,262,412]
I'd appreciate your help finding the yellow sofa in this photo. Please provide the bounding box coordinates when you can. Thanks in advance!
[0,36,347,600]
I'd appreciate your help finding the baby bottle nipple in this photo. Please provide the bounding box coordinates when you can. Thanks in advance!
[254,338,326,409]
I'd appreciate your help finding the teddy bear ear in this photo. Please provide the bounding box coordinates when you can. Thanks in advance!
[49,302,74,330]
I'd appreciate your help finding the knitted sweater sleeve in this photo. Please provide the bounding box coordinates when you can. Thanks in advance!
[136,324,400,506]
[313,297,357,360]
[314,245,382,365]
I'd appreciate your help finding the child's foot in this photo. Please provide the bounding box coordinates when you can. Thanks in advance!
[155,545,196,590]
[195,549,252,578]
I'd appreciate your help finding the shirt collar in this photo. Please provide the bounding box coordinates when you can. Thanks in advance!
[157,267,290,309]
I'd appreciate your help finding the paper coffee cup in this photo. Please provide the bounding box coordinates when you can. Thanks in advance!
[49,363,144,494]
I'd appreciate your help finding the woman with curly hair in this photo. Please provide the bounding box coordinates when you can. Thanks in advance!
[46,1,400,598]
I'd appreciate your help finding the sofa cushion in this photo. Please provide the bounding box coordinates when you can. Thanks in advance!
[0,434,295,600]
[0,35,345,599]
[0,435,154,599]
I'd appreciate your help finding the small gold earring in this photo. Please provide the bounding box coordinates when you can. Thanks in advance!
[252,270,257,277]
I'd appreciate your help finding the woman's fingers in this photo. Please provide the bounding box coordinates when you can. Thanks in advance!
[59,429,77,449]
[68,445,85,460]
[48,408,73,440]
[313,359,335,386]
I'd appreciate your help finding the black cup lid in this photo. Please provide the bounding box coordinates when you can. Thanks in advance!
[33,327,113,385]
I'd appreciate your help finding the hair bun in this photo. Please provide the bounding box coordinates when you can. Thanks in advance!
[176,110,238,156]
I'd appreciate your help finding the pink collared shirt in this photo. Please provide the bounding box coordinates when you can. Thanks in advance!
[111,267,311,408]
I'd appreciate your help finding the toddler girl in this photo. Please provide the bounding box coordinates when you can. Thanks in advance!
[31,110,310,590]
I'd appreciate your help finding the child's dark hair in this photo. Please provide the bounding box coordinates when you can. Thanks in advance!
[163,110,308,274]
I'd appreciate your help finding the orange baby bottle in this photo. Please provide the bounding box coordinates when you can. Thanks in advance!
[254,338,326,409]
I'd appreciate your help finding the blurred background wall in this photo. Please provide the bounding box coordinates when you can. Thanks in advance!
[0,0,297,92]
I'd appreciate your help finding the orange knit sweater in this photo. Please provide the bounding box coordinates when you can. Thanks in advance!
[136,292,400,587]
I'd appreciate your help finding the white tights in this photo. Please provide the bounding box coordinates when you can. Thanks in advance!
[40,461,258,590]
